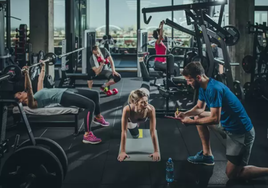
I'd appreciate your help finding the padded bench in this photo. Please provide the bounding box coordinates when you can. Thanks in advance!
[63,72,109,88]
[12,105,82,135]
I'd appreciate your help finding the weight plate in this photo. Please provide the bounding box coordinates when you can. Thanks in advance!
[38,50,45,61]
[0,146,63,188]
[18,137,68,178]
[44,53,57,65]
[242,55,255,73]
[223,25,240,46]
[233,81,245,100]
[3,65,22,83]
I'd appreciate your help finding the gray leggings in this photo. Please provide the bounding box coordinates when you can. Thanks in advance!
[154,61,180,76]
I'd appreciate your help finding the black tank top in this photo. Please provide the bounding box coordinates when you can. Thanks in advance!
[127,104,148,123]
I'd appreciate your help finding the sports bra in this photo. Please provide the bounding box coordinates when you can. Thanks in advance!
[127,104,148,123]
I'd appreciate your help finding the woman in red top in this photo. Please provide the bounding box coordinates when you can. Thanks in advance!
[153,20,180,76]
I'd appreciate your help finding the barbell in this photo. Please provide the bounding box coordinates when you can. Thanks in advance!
[0,47,86,84]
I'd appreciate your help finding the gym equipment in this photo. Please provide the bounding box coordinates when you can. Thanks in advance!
[112,88,118,95]
[106,90,113,96]
[57,47,85,59]
[222,26,240,46]
[18,137,68,178]
[137,29,148,77]
[1,146,63,188]
[1,46,89,84]
[165,18,204,69]
[118,129,160,162]
[142,0,227,24]
[0,53,56,83]
[0,2,9,70]
[58,30,95,88]
[243,21,268,100]
[142,1,243,100]
[100,34,116,52]
[0,100,68,188]
[97,56,110,64]
[242,55,255,74]
[142,54,193,116]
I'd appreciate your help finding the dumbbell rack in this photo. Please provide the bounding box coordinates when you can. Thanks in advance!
[14,24,32,67]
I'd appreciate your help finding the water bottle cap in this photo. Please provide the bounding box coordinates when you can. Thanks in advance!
[168,158,172,162]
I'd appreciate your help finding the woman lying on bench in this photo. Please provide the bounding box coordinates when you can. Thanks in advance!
[118,83,160,162]
[14,62,109,144]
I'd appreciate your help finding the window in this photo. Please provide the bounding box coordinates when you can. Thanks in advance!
[173,10,192,47]
[255,0,268,5]
[10,0,30,47]
[54,0,65,47]
[255,1,268,30]
[255,11,268,24]
[87,0,105,40]
[110,0,137,52]
[140,0,172,48]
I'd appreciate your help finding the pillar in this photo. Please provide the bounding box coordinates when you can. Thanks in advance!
[229,0,254,85]
[30,0,54,78]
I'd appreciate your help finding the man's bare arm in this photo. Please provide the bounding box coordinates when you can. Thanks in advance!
[193,107,221,126]
[92,63,104,75]
[184,100,206,117]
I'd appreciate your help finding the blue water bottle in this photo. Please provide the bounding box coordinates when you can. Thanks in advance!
[166,158,174,183]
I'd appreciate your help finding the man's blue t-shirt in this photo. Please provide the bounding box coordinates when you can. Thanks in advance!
[198,78,253,134]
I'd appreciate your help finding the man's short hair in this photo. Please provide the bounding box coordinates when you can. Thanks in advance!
[92,45,99,51]
[182,61,205,78]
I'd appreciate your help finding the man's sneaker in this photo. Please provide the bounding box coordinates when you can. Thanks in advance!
[187,150,215,165]
[100,86,109,93]
[93,116,110,127]
[83,131,101,144]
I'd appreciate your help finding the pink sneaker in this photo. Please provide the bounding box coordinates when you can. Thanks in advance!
[93,116,110,127]
[83,131,101,144]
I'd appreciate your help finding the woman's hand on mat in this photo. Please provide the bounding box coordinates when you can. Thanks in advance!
[150,152,160,161]
[117,152,129,162]
[112,71,120,77]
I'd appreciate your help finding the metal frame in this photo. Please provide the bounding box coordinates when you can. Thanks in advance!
[142,0,227,24]
[137,29,148,77]
[0,3,6,71]
[0,100,36,148]
[206,28,235,91]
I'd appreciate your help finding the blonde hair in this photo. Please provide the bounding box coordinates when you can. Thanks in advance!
[128,89,148,104]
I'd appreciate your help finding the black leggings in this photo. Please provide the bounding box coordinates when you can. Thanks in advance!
[87,69,121,83]
[60,88,100,133]
[154,61,180,76]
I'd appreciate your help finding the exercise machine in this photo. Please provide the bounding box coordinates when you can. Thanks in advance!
[142,0,244,100]
[137,29,148,77]
[0,2,9,71]
[242,22,268,100]
[58,30,95,88]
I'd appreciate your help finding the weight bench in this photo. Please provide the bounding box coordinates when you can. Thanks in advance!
[12,105,82,135]
[59,71,110,88]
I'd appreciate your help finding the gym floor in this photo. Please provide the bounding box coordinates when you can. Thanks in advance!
[4,78,268,188]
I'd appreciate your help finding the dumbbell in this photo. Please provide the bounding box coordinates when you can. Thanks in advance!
[112,88,118,95]
[97,56,109,64]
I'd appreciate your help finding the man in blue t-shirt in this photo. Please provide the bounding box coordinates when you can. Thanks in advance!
[175,61,268,180]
